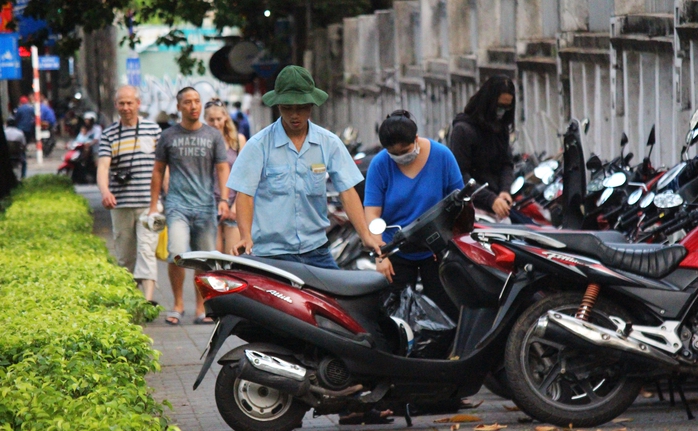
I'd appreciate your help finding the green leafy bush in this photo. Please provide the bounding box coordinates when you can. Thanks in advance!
[0,175,172,430]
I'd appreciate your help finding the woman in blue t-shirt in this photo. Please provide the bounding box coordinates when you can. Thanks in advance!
[364,110,464,320]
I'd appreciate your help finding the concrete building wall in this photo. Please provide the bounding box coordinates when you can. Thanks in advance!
[274,0,698,169]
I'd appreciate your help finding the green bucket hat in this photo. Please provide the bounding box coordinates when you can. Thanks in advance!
[262,65,329,107]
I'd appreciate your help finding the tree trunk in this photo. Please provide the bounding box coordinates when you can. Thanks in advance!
[0,92,17,198]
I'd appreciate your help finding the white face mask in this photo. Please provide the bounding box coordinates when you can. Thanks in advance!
[388,141,420,165]
[496,107,507,120]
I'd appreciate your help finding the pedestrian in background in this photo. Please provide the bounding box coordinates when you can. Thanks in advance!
[97,85,162,304]
[204,98,247,254]
[448,75,516,222]
[14,96,35,143]
[229,100,250,139]
[364,109,463,321]
[227,65,382,267]
[40,94,56,129]
[5,116,27,179]
[149,87,230,326]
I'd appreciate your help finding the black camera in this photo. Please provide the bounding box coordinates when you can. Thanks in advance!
[112,169,133,185]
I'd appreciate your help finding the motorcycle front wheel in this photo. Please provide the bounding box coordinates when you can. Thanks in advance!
[215,345,310,431]
[504,292,642,428]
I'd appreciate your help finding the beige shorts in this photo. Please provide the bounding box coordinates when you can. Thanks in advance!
[111,207,160,281]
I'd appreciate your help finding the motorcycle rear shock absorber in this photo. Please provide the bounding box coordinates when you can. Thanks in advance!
[576,283,600,321]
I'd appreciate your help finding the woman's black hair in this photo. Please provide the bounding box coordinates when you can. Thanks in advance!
[378,109,418,148]
[463,75,515,134]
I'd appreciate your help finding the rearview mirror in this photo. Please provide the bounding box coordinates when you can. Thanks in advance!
[586,155,603,172]
[368,218,387,235]
[620,133,628,147]
[646,126,655,147]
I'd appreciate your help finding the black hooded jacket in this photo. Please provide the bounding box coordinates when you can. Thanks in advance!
[448,113,514,210]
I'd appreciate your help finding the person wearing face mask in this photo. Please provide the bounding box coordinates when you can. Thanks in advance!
[364,110,463,321]
[448,75,517,221]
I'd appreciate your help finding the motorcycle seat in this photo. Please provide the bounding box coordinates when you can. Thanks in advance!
[533,231,687,279]
[243,256,389,296]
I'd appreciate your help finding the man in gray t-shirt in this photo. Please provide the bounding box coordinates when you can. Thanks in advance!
[149,87,230,325]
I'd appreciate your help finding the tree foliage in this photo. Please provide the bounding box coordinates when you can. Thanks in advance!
[0,0,392,197]
[15,0,393,68]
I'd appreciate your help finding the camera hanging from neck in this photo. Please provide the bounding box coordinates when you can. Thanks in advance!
[112,120,140,186]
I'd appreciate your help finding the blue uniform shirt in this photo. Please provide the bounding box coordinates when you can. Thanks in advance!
[364,139,464,260]
[228,118,363,256]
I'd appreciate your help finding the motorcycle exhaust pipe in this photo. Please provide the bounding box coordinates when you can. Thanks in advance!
[538,311,679,368]
[237,350,364,398]
[238,350,311,397]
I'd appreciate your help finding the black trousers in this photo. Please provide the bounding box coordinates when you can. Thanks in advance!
[389,254,459,322]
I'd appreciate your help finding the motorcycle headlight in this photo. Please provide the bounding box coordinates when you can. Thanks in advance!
[653,192,684,209]
[597,187,614,206]
[587,177,604,192]
[534,166,555,184]
[627,188,643,206]
[543,182,562,201]
[510,176,525,195]
[640,191,655,209]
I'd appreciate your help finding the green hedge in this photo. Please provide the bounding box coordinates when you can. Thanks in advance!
[0,175,174,430]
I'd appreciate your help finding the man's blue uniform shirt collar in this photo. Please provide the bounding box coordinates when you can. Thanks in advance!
[273,119,321,155]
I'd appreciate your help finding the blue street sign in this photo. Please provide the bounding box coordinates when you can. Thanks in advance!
[126,57,141,87]
[38,55,60,71]
[0,33,21,80]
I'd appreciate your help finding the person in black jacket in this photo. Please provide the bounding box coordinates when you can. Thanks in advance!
[448,75,516,220]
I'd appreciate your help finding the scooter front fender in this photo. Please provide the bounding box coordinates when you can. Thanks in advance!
[193,314,242,390]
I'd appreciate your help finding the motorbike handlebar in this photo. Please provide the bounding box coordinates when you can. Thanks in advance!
[370,236,404,259]
[639,209,698,241]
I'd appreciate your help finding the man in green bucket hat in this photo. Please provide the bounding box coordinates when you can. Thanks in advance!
[226,65,382,268]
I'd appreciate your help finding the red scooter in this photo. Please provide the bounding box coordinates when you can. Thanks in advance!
[175,180,520,431]
[57,135,96,184]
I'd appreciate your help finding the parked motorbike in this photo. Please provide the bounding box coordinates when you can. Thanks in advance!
[470,209,698,426]
[619,112,698,242]
[586,127,665,231]
[175,179,524,431]
[40,121,57,157]
[57,135,96,184]
[7,137,25,181]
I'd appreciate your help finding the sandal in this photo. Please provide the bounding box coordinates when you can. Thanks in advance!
[338,409,394,425]
[165,310,184,325]
[194,313,215,325]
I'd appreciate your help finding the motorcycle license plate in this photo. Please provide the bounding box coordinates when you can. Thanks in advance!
[200,319,221,360]
[40,130,51,139]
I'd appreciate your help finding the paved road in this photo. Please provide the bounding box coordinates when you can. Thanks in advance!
[25,149,698,430]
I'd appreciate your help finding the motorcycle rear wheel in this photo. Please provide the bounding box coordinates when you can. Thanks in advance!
[504,292,642,428]
[215,345,309,431]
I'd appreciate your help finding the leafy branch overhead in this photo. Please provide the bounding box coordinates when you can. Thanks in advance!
[15,0,392,75]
